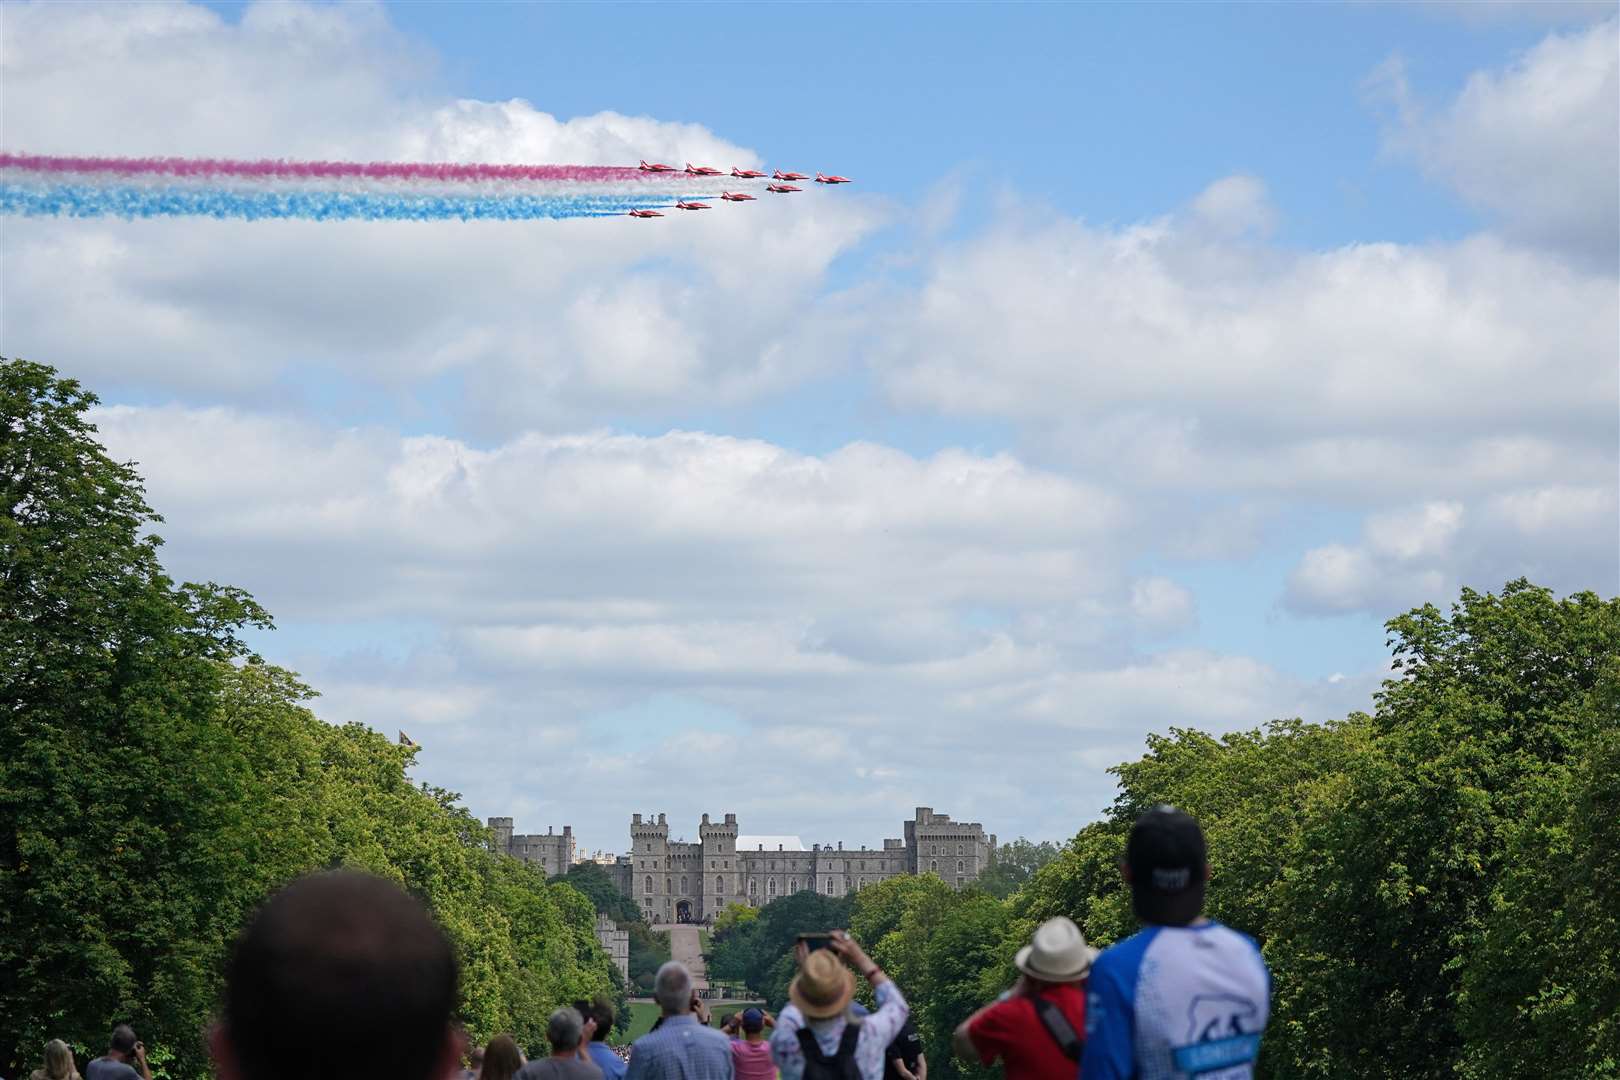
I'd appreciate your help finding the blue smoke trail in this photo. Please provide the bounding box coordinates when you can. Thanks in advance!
[0,184,680,222]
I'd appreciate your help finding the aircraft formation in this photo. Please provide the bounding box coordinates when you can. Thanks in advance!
[631,160,852,219]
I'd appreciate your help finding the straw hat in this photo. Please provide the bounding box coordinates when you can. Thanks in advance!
[1014,917,1098,983]
[788,949,856,1019]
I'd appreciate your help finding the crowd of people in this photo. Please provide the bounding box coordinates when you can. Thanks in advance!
[18,807,1267,1080]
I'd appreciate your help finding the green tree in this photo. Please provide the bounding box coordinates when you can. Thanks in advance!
[973,838,1062,900]
[551,861,644,925]
[918,893,1013,1080]
[0,360,622,1076]
[1454,669,1620,1078]
[2,358,271,1076]
[1266,582,1619,1079]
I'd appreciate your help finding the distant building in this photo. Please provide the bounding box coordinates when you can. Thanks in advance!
[488,817,574,877]
[595,912,630,983]
[623,807,996,924]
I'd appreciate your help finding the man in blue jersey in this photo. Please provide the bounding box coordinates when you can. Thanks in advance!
[1080,806,1270,1080]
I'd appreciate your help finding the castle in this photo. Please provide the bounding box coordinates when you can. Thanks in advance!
[489,807,995,924]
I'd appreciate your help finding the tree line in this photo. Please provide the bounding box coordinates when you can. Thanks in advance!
[1,360,624,1077]
[707,580,1618,1080]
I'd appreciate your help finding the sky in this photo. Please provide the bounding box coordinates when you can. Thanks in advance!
[2,0,1616,854]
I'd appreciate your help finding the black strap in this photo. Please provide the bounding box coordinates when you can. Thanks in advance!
[1032,995,1084,1061]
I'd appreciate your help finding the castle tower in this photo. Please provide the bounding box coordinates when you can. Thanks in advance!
[488,816,514,855]
[630,812,672,922]
[906,806,989,886]
[699,812,740,920]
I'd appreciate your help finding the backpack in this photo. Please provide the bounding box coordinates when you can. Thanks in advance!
[796,1022,863,1080]
[1032,994,1085,1061]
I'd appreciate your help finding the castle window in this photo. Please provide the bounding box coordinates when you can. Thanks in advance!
[790,879,798,893]
[749,879,756,897]
[930,860,937,873]
[645,876,652,894]
[768,878,777,896]
[717,876,724,893]
[957,860,964,872]
[958,844,964,856]
[826,878,834,894]
[680,875,688,894]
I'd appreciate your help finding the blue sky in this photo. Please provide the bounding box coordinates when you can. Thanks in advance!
[6,1,1616,849]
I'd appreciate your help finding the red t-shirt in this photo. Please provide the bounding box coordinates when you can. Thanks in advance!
[967,983,1087,1080]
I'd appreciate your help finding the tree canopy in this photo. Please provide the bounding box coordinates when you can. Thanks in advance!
[1,359,621,1076]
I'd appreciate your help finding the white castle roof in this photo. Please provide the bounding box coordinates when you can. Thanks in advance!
[737,834,807,851]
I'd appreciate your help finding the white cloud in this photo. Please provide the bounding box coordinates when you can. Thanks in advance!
[868,194,1616,462]
[1375,18,1619,261]
[1363,500,1464,561]
[1130,577,1198,632]
[1285,489,1616,615]
[91,404,1133,628]
[82,400,1355,846]
[1190,174,1276,238]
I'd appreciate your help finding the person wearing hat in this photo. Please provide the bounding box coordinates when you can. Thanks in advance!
[769,931,909,1080]
[722,1008,776,1080]
[952,916,1097,1078]
[1080,806,1270,1080]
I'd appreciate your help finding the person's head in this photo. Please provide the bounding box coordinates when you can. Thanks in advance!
[653,962,694,1015]
[468,1046,485,1071]
[1123,805,1210,926]
[479,1035,524,1080]
[788,949,855,1021]
[108,1026,138,1060]
[1014,916,1097,987]
[546,1008,584,1055]
[42,1039,77,1079]
[212,870,461,1080]
[586,995,615,1041]
[740,1008,765,1038]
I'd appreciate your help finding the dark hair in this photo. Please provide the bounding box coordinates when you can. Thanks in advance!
[110,1025,137,1054]
[587,995,616,1041]
[223,871,458,1080]
[479,1035,524,1080]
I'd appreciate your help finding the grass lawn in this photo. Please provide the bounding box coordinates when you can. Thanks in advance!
[618,1000,766,1044]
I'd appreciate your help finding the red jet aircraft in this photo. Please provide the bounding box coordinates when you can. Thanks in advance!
[719,191,757,202]
[772,169,810,181]
[675,199,711,210]
[686,163,723,176]
[627,209,664,218]
[815,172,853,184]
[639,160,677,173]
[731,167,767,179]
[765,184,802,194]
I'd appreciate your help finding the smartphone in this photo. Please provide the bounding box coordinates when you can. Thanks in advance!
[797,932,834,952]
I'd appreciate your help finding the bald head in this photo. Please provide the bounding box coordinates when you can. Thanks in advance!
[218,871,459,1080]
